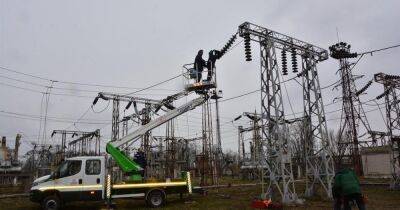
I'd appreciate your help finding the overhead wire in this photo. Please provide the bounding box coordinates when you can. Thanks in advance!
[0,112,109,125]
[0,110,109,122]
[0,65,178,91]
[0,66,50,81]
[343,43,400,74]
[123,73,183,96]
[358,43,400,56]
[0,73,173,97]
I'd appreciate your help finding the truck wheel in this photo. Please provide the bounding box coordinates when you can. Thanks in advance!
[146,190,166,208]
[42,195,61,210]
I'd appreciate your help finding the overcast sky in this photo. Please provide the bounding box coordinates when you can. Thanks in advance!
[1,0,399,156]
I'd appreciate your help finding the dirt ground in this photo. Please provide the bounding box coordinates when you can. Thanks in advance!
[0,182,399,210]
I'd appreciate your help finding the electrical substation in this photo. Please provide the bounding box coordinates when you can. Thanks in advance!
[1,4,400,209]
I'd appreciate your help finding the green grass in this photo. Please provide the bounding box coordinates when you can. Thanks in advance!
[1,179,400,210]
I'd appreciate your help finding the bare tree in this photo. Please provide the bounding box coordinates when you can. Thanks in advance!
[327,129,348,169]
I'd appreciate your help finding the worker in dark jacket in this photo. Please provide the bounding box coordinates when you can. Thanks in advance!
[206,50,221,81]
[333,168,366,210]
[194,50,206,82]
[133,150,147,177]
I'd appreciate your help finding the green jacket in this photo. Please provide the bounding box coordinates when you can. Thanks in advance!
[333,168,361,196]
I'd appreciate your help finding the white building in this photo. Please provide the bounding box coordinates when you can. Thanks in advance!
[361,146,399,178]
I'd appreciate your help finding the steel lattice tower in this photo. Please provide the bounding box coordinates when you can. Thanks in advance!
[165,119,177,178]
[236,112,263,179]
[259,40,297,203]
[238,126,245,163]
[112,99,120,142]
[329,42,374,176]
[375,72,400,188]
[239,22,334,202]
[200,99,218,186]
[301,56,335,198]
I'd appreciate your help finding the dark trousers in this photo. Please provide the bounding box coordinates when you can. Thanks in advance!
[206,66,215,82]
[197,71,203,82]
[343,193,365,210]
[333,197,342,210]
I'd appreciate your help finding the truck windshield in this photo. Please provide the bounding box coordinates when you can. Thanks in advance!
[55,160,82,178]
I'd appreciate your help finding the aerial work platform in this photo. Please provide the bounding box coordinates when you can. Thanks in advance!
[182,63,216,91]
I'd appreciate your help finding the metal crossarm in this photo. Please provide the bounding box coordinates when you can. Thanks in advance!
[375,72,400,188]
[239,22,329,61]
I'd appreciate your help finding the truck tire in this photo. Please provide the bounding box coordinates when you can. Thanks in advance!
[41,195,61,210]
[146,189,166,208]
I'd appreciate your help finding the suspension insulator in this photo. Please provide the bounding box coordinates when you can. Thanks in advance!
[244,32,252,61]
[385,74,400,80]
[291,48,298,73]
[281,50,288,75]
[356,80,373,96]
[219,34,238,58]
[376,89,390,100]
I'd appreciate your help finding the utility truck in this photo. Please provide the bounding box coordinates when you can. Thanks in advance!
[29,70,215,210]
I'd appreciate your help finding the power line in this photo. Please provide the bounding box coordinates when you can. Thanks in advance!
[0,66,51,81]
[0,112,109,125]
[343,43,400,74]
[0,81,44,94]
[0,65,178,91]
[123,73,183,96]
[0,110,109,122]
[359,43,400,56]
[0,73,173,96]
[217,77,342,104]
[0,110,109,124]
[0,80,171,99]
[219,89,259,103]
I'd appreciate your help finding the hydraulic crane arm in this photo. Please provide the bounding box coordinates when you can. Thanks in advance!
[110,93,207,148]
[106,93,208,180]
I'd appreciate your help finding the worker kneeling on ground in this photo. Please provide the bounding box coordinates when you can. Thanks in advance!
[333,167,366,210]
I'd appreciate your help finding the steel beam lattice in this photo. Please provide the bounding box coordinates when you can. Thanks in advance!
[239,22,297,203]
[375,72,400,188]
[330,43,375,176]
[239,21,334,202]
[301,57,335,198]
[112,99,120,142]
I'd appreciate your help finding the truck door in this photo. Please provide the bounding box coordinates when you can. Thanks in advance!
[54,160,83,202]
[80,158,103,201]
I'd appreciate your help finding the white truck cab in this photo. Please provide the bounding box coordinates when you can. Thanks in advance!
[30,156,105,210]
